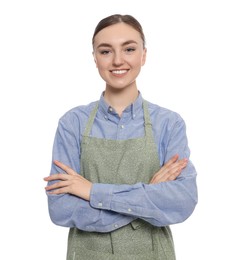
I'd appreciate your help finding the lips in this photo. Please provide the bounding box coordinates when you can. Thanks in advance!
[111,69,128,75]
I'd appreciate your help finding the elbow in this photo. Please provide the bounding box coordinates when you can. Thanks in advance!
[180,196,198,222]
[48,207,63,227]
[177,176,198,223]
[176,188,198,224]
[162,189,198,226]
[48,200,65,227]
[47,194,74,228]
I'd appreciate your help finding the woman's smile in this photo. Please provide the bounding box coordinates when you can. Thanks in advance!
[110,69,129,76]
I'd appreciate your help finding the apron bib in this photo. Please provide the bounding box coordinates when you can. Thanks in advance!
[67,101,176,260]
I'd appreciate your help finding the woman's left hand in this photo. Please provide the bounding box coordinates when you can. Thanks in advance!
[44,160,92,201]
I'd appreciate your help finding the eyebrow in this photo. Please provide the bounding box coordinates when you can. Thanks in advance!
[96,40,138,49]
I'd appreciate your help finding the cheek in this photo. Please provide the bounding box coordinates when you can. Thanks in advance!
[131,58,145,69]
[95,58,109,70]
[128,52,146,67]
[95,61,109,78]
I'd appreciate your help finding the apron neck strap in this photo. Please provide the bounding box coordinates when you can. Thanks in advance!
[83,102,99,137]
[143,100,153,138]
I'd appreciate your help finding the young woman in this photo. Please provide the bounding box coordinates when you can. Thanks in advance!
[44,14,198,260]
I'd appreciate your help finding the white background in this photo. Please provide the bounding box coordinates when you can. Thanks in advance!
[0,0,240,259]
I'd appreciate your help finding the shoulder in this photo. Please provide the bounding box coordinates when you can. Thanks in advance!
[146,100,184,126]
[145,100,188,147]
[62,101,97,120]
[57,100,98,130]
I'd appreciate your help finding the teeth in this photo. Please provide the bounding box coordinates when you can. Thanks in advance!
[112,70,127,74]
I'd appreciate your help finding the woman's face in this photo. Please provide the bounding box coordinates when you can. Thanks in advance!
[93,23,146,91]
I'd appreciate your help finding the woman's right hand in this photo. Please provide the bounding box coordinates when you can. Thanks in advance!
[149,154,188,184]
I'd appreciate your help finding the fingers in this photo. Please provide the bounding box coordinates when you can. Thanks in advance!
[152,155,179,181]
[43,160,91,198]
[150,157,188,184]
[44,173,69,182]
[53,160,78,176]
[44,173,70,194]
[46,187,68,195]
[44,171,92,199]
[153,164,182,183]
[44,173,82,194]
[45,179,70,192]
[165,154,179,166]
[43,160,86,189]
[43,160,79,182]
[45,183,72,195]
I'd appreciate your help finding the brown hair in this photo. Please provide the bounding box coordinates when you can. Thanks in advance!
[92,14,146,48]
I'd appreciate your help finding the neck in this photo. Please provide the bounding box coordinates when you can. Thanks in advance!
[104,84,139,116]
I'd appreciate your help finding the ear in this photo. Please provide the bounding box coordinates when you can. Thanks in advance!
[92,51,98,67]
[141,48,147,66]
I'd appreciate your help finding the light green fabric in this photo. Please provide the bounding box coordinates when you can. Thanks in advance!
[67,101,176,260]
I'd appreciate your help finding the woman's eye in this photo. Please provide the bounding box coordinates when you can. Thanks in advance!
[100,50,110,55]
[126,48,136,53]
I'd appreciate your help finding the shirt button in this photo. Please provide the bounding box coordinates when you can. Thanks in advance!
[120,125,124,129]
[104,115,108,120]
[127,208,132,212]
[98,202,103,207]
[114,224,119,228]
[109,107,113,112]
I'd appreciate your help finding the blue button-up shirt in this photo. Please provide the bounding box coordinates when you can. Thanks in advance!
[47,93,198,232]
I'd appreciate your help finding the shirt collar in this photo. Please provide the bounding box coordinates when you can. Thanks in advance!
[98,91,143,120]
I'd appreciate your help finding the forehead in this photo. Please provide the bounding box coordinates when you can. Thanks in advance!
[93,23,142,47]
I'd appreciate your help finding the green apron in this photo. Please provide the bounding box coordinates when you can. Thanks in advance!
[67,101,176,260]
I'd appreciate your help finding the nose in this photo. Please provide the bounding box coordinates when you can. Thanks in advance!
[113,51,124,66]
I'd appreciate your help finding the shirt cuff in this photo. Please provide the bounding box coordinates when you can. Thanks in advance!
[90,183,114,210]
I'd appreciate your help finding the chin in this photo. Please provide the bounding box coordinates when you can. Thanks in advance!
[108,83,135,91]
